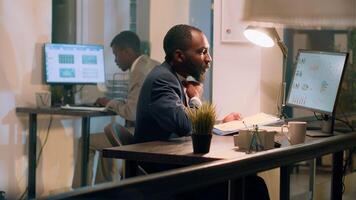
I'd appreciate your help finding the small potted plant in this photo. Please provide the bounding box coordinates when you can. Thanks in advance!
[186,102,217,153]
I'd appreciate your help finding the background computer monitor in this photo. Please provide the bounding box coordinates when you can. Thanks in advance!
[286,50,348,116]
[44,43,106,105]
[44,43,105,84]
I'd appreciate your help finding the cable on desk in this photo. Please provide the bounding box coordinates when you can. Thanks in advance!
[337,104,355,132]
[342,147,356,195]
[36,115,53,166]
[72,85,85,94]
[18,115,53,200]
[313,112,323,121]
[313,111,354,132]
[335,118,355,132]
[340,102,355,193]
[312,108,355,195]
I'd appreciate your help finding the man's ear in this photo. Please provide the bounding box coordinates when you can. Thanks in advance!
[124,47,133,55]
[173,49,185,63]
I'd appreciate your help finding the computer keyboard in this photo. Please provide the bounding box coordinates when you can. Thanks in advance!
[70,103,102,107]
[61,104,106,111]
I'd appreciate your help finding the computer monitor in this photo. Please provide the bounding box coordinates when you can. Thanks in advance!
[44,43,106,105]
[44,43,105,84]
[286,50,348,116]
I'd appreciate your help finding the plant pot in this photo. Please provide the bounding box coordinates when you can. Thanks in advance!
[191,134,212,154]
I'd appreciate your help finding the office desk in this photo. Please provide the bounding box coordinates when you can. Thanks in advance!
[16,107,116,199]
[103,133,356,200]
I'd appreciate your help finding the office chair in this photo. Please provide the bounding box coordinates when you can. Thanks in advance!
[104,123,147,178]
[104,123,134,146]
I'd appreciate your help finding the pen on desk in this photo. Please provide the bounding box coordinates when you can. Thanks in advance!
[242,121,248,129]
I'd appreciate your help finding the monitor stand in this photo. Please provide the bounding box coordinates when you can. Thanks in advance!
[50,85,74,106]
[306,114,334,137]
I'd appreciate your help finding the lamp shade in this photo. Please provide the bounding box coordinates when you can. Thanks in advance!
[243,26,275,47]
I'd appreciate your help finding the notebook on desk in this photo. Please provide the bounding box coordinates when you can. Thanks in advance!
[213,112,283,136]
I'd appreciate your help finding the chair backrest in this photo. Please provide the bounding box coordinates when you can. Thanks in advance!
[104,123,134,146]
[104,122,147,177]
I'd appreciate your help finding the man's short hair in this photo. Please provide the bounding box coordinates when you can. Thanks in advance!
[111,31,141,53]
[163,24,202,62]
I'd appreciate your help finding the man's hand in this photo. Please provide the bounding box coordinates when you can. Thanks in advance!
[222,112,242,123]
[183,81,203,99]
[95,97,111,106]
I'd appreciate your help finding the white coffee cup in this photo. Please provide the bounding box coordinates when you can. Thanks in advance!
[281,121,307,145]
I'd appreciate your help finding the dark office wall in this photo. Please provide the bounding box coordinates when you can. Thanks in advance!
[52,0,76,43]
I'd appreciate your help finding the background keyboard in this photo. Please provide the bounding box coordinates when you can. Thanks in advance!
[61,104,106,111]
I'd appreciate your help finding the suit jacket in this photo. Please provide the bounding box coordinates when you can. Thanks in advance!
[134,62,192,143]
[107,55,159,122]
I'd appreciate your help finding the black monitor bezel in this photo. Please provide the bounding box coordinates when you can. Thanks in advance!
[43,43,106,85]
[286,50,348,115]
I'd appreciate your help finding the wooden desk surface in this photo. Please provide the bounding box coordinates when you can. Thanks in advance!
[16,106,116,117]
[51,133,356,200]
[102,132,356,166]
[103,135,277,165]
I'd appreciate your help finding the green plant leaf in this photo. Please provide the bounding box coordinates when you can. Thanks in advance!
[186,102,217,135]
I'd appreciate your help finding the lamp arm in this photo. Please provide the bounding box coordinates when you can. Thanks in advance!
[271,28,288,118]
[277,41,288,59]
[271,28,288,58]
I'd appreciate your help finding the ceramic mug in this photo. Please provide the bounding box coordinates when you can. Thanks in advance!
[281,121,307,145]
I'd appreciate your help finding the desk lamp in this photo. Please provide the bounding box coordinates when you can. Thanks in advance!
[243,26,288,118]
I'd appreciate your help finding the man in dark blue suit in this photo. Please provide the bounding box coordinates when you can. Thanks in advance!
[134,24,269,200]
[134,24,210,143]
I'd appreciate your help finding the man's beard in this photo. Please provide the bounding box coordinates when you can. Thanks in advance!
[191,69,205,83]
[185,60,207,83]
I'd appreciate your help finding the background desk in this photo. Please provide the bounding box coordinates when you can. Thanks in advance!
[103,133,356,199]
[16,107,116,199]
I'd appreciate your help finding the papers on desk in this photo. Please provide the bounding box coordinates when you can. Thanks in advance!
[213,112,283,135]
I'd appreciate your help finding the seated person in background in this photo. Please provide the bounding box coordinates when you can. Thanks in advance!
[134,24,269,200]
[96,30,160,130]
[72,31,159,188]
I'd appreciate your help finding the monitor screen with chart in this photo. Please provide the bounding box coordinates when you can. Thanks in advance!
[286,50,348,115]
[44,43,105,84]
